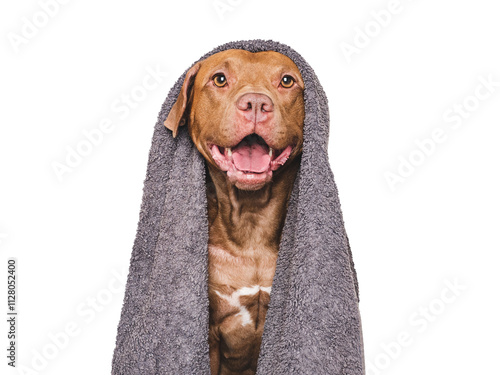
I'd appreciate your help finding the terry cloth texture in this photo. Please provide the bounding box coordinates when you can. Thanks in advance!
[111,39,365,375]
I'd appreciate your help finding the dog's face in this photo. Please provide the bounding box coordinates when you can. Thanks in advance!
[165,49,305,191]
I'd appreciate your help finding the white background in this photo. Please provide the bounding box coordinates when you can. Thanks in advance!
[1,0,499,374]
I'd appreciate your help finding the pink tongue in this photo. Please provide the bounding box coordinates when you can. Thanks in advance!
[232,142,270,173]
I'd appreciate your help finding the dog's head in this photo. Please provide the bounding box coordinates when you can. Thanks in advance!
[164,49,305,191]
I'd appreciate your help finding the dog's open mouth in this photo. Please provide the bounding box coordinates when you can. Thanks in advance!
[208,134,293,188]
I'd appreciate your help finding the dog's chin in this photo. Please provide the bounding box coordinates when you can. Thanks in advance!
[230,170,272,191]
[208,133,294,191]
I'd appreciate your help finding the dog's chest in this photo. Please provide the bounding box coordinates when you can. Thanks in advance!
[208,243,278,365]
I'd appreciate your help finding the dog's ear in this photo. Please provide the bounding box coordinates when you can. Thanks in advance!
[164,63,201,138]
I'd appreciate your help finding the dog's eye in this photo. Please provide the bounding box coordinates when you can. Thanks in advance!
[280,75,294,88]
[213,74,227,87]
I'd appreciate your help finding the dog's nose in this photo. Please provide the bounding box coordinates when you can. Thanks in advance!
[236,93,274,124]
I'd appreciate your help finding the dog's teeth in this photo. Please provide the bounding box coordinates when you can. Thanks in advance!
[269,148,273,157]
[226,148,232,157]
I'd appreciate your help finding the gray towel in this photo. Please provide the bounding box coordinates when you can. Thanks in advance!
[112,39,365,375]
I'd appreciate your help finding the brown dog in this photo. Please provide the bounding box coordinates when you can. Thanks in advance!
[164,49,305,375]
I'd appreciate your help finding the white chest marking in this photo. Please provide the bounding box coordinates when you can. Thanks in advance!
[215,285,272,327]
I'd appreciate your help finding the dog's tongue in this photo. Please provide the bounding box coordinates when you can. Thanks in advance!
[232,136,271,173]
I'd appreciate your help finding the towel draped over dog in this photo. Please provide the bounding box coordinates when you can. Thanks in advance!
[112,39,365,375]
